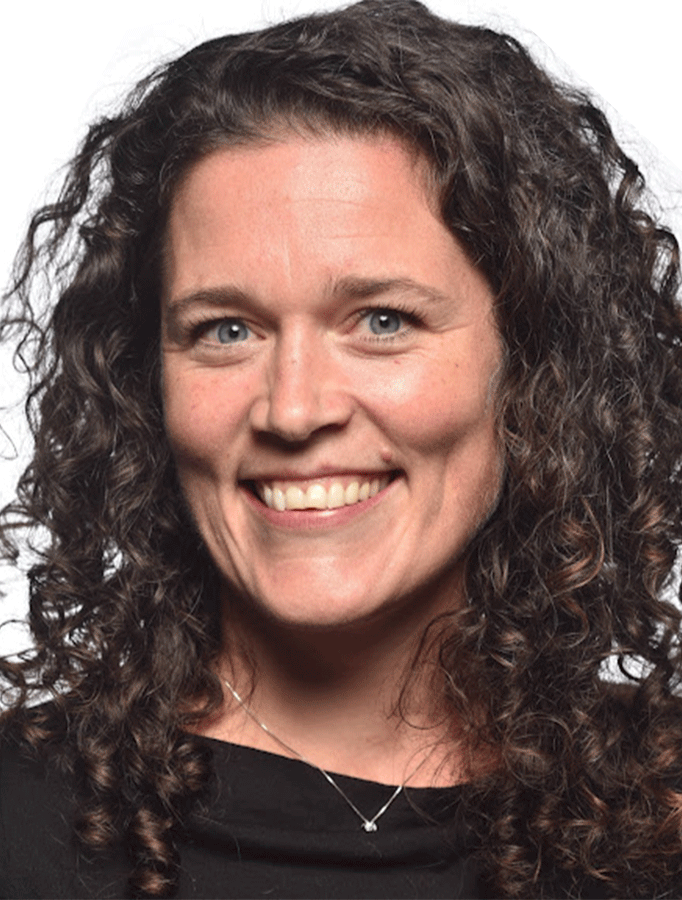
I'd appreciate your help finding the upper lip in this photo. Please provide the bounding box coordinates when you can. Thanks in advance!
[240,467,396,483]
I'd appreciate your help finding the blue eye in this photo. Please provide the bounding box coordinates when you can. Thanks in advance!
[367,309,403,335]
[214,319,251,343]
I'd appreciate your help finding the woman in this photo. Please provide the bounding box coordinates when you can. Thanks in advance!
[1,0,682,897]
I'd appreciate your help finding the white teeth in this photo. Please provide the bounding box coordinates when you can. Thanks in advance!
[306,484,327,509]
[257,476,390,511]
[345,482,359,505]
[273,487,286,512]
[285,485,305,510]
[327,483,345,509]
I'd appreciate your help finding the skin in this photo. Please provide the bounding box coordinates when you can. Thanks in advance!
[161,133,502,784]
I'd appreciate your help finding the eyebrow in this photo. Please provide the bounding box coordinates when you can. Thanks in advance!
[165,286,254,320]
[166,276,451,318]
[332,276,450,306]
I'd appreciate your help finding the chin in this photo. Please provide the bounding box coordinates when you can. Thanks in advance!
[222,569,404,634]
[253,589,387,631]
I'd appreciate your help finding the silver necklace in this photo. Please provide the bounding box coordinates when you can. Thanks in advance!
[223,677,426,832]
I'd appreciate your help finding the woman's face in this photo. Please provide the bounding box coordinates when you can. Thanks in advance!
[161,134,502,630]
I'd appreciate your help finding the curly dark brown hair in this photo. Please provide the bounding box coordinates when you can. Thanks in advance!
[2,0,682,896]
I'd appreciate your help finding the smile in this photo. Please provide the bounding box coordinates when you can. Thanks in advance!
[251,474,393,511]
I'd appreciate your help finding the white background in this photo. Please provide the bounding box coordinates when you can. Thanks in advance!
[1,0,681,656]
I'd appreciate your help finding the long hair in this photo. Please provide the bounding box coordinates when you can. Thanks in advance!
[2,1,682,895]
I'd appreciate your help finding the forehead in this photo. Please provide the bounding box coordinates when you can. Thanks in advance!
[168,131,436,216]
[162,134,456,303]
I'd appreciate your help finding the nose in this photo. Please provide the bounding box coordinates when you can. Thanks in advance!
[249,327,353,443]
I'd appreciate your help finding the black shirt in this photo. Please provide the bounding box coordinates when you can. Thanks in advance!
[0,732,484,898]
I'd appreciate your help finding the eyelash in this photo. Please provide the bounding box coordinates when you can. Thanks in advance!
[185,316,250,345]
[354,303,422,341]
[183,302,423,346]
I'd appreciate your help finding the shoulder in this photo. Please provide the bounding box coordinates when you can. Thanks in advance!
[0,705,127,899]
[0,717,76,897]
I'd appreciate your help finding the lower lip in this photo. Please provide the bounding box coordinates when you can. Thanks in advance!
[240,476,400,529]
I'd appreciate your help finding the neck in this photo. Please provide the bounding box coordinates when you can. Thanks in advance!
[201,581,471,787]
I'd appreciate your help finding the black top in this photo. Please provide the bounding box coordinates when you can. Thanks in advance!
[0,732,484,899]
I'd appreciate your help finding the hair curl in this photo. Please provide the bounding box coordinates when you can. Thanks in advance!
[2,1,682,896]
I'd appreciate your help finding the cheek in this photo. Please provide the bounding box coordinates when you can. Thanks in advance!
[369,353,503,535]
[162,368,243,474]
[365,357,497,454]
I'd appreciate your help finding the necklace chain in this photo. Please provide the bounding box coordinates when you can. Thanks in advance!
[223,677,421,832]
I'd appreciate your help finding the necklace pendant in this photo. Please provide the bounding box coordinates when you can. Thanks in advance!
[362,821,378,832]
